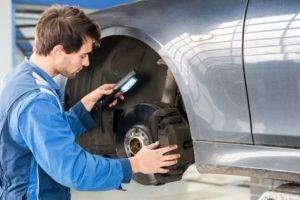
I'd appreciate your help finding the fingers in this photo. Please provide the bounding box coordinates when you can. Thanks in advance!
[158,145,178,155]
[108,93,125,108]
[157,168,169,174]
[132,142,180,174]
[147,141,160,150]
[100,83,115,90]
[162,154,180,161]
[161,160,178,167]
[99,88,113,95]
[115,92,124,99]
[97,84,114,97]
[108,99,118,108]
[97,84,125,106]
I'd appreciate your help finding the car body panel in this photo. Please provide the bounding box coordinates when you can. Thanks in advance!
[244,0,300,147]
[194,141,300,182]
[90,0,253,144]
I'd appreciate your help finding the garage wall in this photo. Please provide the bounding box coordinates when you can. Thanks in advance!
[0,0,13,83]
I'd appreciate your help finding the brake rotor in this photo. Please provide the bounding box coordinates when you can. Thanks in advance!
[116,103,194,185]
[116,103,159,185]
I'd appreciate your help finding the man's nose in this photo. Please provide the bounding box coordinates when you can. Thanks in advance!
[82,56,90,67]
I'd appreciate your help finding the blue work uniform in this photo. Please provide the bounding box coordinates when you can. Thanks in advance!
[0,58,132,199]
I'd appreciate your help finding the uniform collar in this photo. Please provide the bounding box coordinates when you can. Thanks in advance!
[24,58,63,98]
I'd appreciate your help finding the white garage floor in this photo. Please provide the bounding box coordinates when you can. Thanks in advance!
[71,165,250,200]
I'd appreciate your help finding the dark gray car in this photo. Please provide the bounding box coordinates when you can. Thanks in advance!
[65,0,300,191]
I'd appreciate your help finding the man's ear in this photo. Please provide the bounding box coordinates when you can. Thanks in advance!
[51,45,65,58]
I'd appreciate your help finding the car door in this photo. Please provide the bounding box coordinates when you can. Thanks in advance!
[244,0,300,147]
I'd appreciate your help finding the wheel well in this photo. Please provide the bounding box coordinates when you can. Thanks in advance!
[65,35,189,155]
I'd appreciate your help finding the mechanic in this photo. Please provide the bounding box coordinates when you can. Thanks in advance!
[0,5,180,199]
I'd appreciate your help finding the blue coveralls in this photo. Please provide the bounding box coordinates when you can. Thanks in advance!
[0,58,132,199]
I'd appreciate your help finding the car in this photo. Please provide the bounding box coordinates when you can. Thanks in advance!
[64,0,300,197]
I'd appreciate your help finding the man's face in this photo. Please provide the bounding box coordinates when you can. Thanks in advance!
[57,37,93,79]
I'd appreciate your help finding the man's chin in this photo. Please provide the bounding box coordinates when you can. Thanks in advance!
[66,73,76,79]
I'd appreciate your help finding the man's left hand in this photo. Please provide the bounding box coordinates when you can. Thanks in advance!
[81,83,124,112]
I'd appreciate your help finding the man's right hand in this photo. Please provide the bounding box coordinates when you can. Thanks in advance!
[128,141,180,174]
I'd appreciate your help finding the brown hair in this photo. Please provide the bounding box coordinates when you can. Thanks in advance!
[34,5,100,56]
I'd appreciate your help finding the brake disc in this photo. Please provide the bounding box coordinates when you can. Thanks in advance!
[116,103,158,185]
[116,103,194,185]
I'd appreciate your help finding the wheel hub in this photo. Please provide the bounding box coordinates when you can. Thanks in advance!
[124,125,150,156]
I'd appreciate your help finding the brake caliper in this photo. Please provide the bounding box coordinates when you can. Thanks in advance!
[149,108,195,184]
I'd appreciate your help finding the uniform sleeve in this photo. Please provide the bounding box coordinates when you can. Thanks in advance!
[65,101,96,137]
[17,94,132,191]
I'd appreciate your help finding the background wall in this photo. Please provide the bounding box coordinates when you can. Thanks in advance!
[0,0,13,82]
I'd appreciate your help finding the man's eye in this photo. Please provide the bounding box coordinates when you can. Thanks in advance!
[80,55,87,59]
